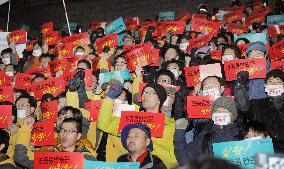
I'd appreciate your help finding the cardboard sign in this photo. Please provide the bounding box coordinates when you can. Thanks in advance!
[105,17,126,35]
[89,21,107,30]
[157,21,186,36]
[0,105,12,128]
[186,34,213,52]
[227,23,249,35]
[270,61,284,72]
[245,13,266,26]
[118,111,165,138]
[95,34,119,53]
[84,100,103,122]
[191,19,221,36]
[84,160,139,169]
[34,152,84,169]
[31,122,55,146]
[223,11,244,23]
[31,77,65,99]
[99,69,132,85]
[234,32,268,44]
[184,66,201,87]
[9,30,27,44]
[43,31,59,45]
[40,101,58,122]
[159,11,175,21]
[267,14,284,25]
[176,11,191,21]
[200,63,222,81]
[26,40,37,52]
[113,103,136,117]
[224,58,267,81]
[60,32,90,47]
[0,85,13,102]
[57,42,74,58]
[186,96,215,119]
[270,39,284,61]
[49,59,71,76]
[124,46,151,72]
[213,138,274,169]
[210,50,222,61]
[41,22,54,34]
[15,73,32,90]
[124,17,140,30]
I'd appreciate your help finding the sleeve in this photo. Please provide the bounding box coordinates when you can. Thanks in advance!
[173,129,188,166]
[97,97,120,135]
[172,87,189,120]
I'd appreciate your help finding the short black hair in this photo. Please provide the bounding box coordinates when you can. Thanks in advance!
[243,121,269,138]
[222,44,242,59]
[1,48,12,56]
[13,89,29,98]
[154,69,175,85]
[15,94,37,109]
[60,118,82,133]
[0,129,10,154]
[58,106,83,123]
[201,76,225,90]
[265,69,284,83]
[77,59,91,69]
[33,41,42,48]
[41,93,55,103]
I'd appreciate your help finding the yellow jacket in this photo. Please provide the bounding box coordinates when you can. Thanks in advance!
[97,97,178,168]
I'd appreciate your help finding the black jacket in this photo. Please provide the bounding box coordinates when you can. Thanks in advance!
[117,152,167,169]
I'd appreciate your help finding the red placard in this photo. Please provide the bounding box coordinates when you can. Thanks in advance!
[91,57,100,71]
[43,31,59,45]
[40,101,58,122]
[61,71,75,86]
[191,19,221,37]
[31,122,55,146]
[89,21,107,30]
[268,25,284,38]
[148,48,160,66]
[34,152,84,169]
[60,32,90,47]
[223,11,244,23]
[227,23,249,35]
[41,22,54,34]
[176,11,191,21]
[270,61,284,72]
[125,17,140,30]
[186,96,215,119]
[26,40,37,52]
[0,72,12,86]
[57,42,74,58]
[245,13,266,26]
[84,69,93,88]
[224,58,267,81]
[26,67,51,78]
[210,50,222,61]
[270,39,284,61]
[8,30,26,44]
[118,111,165,138]
[0,105,12,128]
[15,73,32,90]
[95,34,119,53]
[49,59,71,76]
[157,21,186,37]
[124,45,151,72]
[84,100,103,122]
[191,14,207,20]
[0,86,13,102]
[184,66,201,87]
[31,77,65,100]
[186,34,213,52]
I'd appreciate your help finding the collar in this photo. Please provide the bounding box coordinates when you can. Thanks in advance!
[127,150,149,163]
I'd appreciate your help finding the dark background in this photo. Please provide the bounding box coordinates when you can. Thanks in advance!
[0,0,279,37]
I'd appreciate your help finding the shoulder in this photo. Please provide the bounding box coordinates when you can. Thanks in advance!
[117,154,128,162]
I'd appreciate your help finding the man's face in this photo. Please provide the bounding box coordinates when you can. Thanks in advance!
[202,77,224,96]
[59,122,81,149]
[157,75,172,86]
[165,48,178,61]
[40,57,51,67]
[142,87,160,111]
[247,50,265,59]
[126,128,150,154]
[16,98,34,116]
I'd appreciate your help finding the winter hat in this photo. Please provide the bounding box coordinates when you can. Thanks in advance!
[245,41,267,55]
[143,83,167,108]
[211,97,238,122]
[121,123,153,151]
[266,69,284,83]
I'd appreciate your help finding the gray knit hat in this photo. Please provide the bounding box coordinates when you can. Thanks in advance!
[211,97,238,122]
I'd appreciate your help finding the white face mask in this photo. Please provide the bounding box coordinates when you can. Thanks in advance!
[5,71,14,77]
[17,109,26,118]
[114,98,124,104]
[212,112,231,126]
[245,136,263,141]
[170,69,180,78]
[179,42,189,51]
[265,85,284,97]
[75,51,85,56]
[32,49,42,57]
[202,88,221,96]
[2,57,11,65]
[222,55,234,64]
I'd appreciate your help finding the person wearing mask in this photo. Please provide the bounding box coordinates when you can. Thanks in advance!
[0,48,18,66]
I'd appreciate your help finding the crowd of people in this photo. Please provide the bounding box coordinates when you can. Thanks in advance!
[0,0,283,168]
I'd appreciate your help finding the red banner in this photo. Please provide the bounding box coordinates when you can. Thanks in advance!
[118,111,165,137]
[186,34,213,52]
[0,86,13,102]
[40,101,58,122]
[125,17,140,30]
[0,105,12,128]
[26,40,37,52]
[210,50,222,61]
[191,14,207,20]
[227,23,249,35]
[57,42,74,58]
[60,32,90,47]
[191,18,221,36]
[34,152,84,169]
[41,22,54,34]
[43,31,59,45]
[0,73,12,86]
[223,11,244,23]
[270,39,284,61]
[245,13,266,25]
[84,100,103,122]
[31,122,55,146]
[270,61,284,72]
[95,34,119,53]
[157,21,186,36]
[26,67,51,79]
[9,30,26,44]
[184,66,201,87]
[15,73,32,90]
[187,96,215,119]
[224,58,267,81]
[49,59,71,76]
[176,11,191,21]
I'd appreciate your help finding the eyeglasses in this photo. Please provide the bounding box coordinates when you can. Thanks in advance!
[59,129,77,135]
